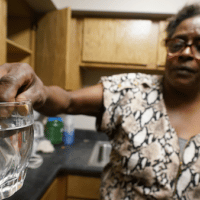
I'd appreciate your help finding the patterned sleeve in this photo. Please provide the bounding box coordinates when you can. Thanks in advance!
[96,73,137,137]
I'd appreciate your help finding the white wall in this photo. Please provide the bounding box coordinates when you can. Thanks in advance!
[51,0,195,14]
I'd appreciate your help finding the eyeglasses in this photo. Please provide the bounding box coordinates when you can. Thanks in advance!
[165,38,200,59]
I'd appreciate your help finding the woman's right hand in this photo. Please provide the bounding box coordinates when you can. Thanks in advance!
[0,63,47,110]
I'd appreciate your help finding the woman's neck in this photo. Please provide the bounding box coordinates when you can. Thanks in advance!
[163,77,200,109]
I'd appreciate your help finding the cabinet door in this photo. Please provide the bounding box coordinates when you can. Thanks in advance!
[41,176,67,200]
[36,8,71,89]
[0,0,7,65]
[67,175,101,199]
[82,18,159,66]
[40,178,59,200]
[157,21,168,67]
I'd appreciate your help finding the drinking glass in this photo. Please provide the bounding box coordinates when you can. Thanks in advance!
[0,100,34,199]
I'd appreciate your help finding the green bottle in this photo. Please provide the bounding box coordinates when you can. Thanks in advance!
[45,117,64,144]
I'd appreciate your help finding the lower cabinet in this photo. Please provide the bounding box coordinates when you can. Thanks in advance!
[41,174,101,200]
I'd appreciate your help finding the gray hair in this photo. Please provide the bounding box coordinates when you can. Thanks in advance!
[166,3,200,38]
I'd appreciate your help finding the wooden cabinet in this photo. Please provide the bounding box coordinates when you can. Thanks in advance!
[0,0,82,91]
[79,17,168,89]
[0,0,6,65]
[40,175,101,200]
[82,18,159,66]
[67,175,101,199]
[35,9,169,91]
[3,0,36,69]
[35,9,84,91]
[40,178,60,200]
[40,175,68,200]
[157,20,168,67]
[35,11,169,91]
[35,8,72,90]
[1,0,169,91]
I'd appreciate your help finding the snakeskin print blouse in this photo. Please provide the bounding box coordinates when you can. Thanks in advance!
[97,73,200,200]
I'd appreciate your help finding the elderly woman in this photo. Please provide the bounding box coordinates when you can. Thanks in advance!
[1,3,200,199]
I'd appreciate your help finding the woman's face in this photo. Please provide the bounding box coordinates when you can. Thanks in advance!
[164,15,200,91]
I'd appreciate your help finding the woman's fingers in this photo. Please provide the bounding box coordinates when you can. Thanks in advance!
[16,104,29,116]
[0,63,34,101]
[16,76,47,110]
[0,63,47,112]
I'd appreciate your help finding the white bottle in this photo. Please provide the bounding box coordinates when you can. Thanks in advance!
[62,114,75,145]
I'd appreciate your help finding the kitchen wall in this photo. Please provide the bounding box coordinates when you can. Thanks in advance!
[50,0,198,131]
[51,0,197,14]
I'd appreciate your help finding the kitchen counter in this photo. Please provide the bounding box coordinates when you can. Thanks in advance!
[8,129,108,200]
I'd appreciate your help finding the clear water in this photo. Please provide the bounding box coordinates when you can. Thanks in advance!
[0,124,34,199]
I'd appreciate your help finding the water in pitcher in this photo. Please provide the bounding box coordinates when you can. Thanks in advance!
[0,124,34,199]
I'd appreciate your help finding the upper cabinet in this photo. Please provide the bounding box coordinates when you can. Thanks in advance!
[35,8,76,90]
[36,14,169,91]
[157,20,168,68]
[80,17,169,74]
[6,0,36,69]
[0,0,80,91]
[1,0,170,91]
[82,18,159,66]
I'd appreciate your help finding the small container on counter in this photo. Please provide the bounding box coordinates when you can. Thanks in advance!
[45,117,64,144]
[62,114,75,145]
